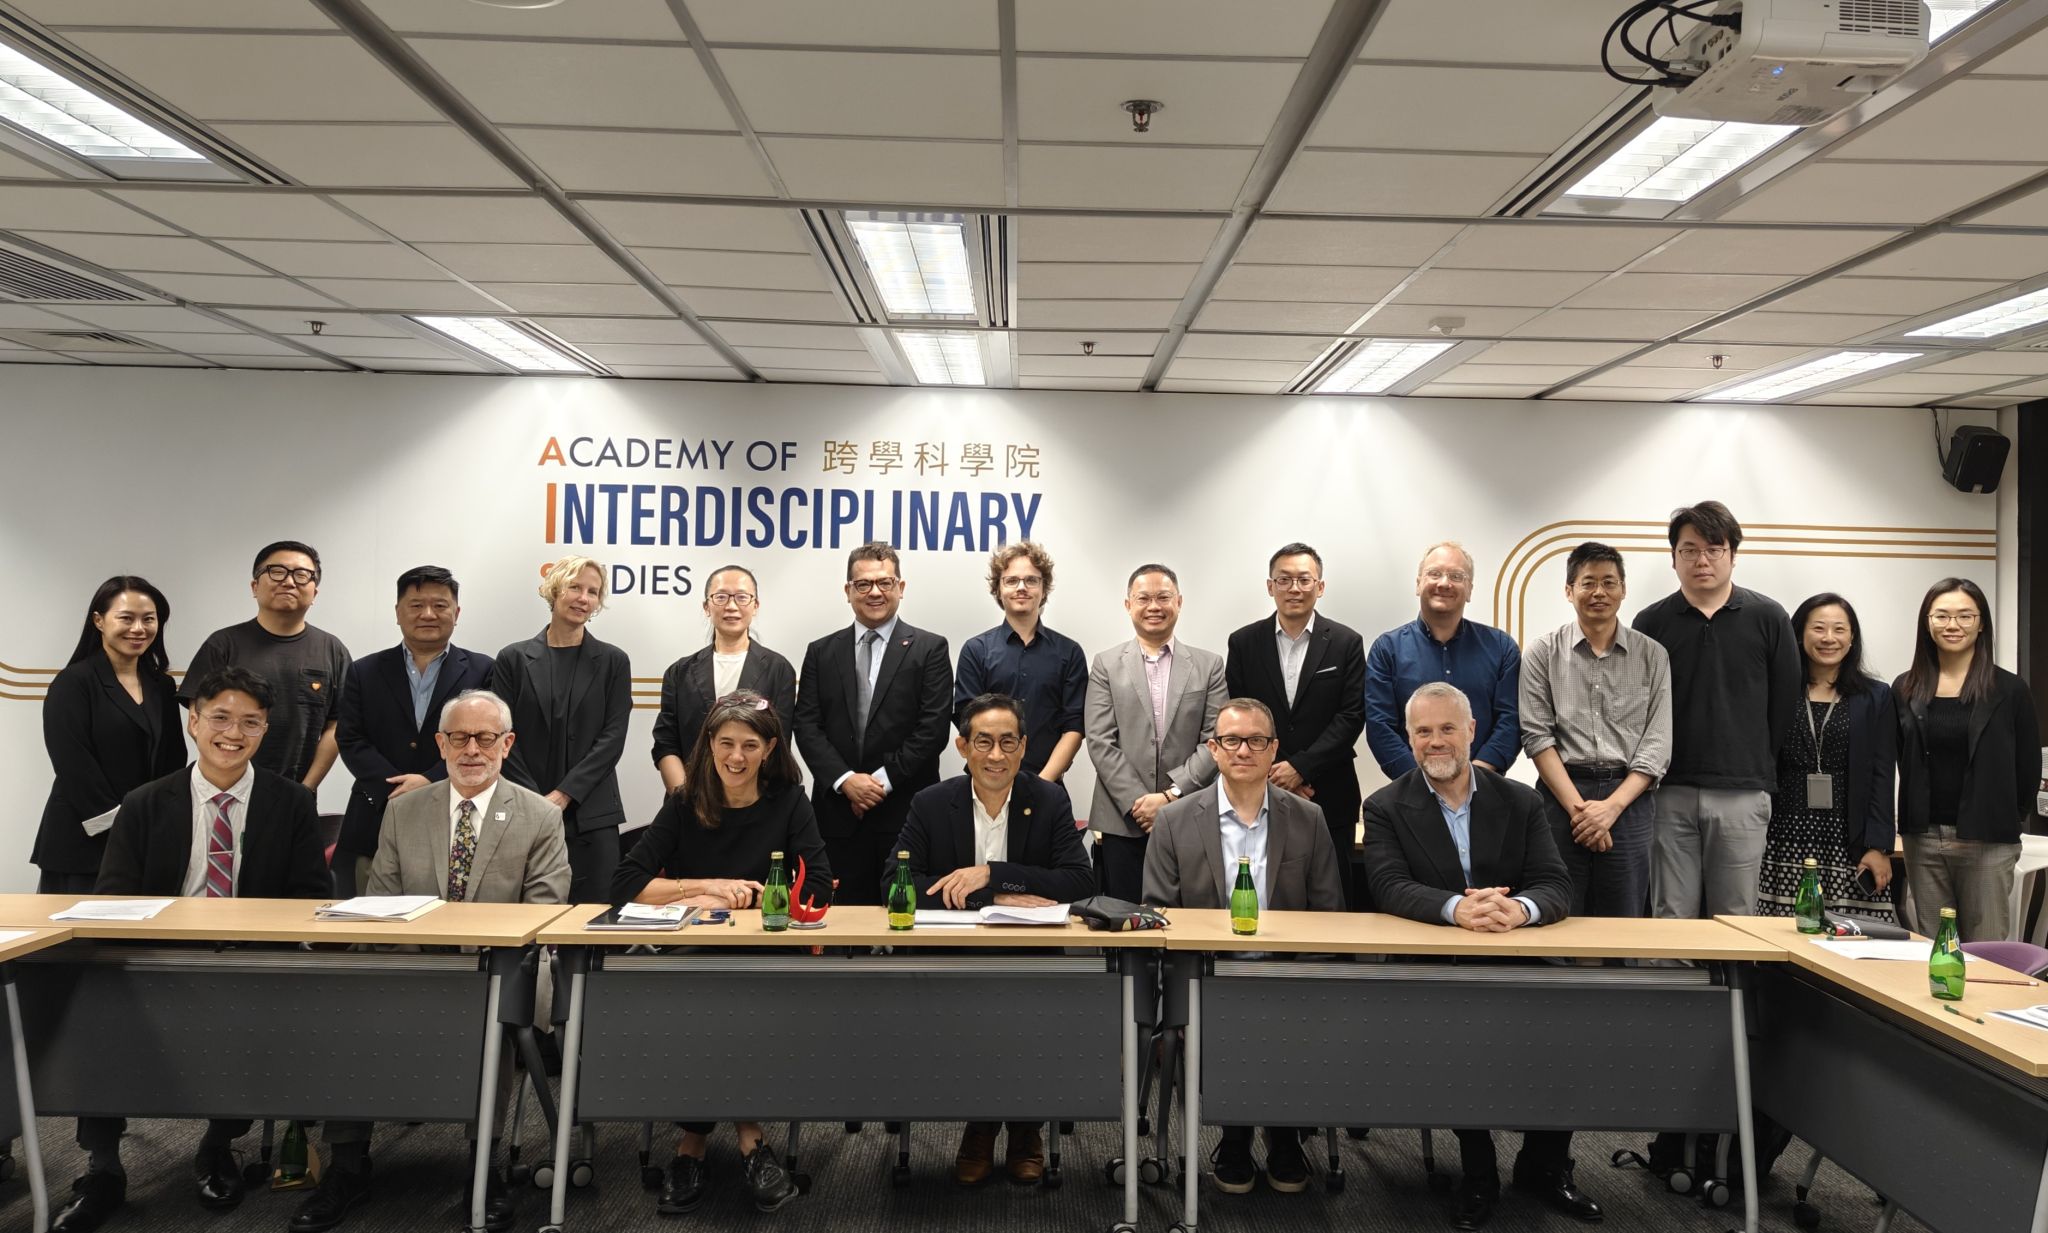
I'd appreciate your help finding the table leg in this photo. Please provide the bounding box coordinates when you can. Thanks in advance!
[1729,975,1758,1233]
[2032,1142,2048,1233]
[1119,967,1138,1231]
[5,969,47,1233]
[468,972,504,1233]
[1177,972,1200,1233]
[544,965,587,1233]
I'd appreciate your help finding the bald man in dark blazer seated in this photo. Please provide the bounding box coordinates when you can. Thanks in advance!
[1362,681,1592,1233]
[886,692,1095,1186]
[1143,696,1345,1197]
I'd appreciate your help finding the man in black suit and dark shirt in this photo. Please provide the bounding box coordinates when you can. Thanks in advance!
[53,666,330,1233]
[1224,542,1368,907]
[886,693,1094,1187]
[1364,681,1594,1232]
[794,540,953,905]
[331,565,492,895]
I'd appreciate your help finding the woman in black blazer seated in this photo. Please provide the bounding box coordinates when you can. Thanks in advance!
[650,564,796,794]
[615,691,829,1219]
[35,575,184,893]
[1895,577,2041,941]
[1758,594,1897,922]
[494,555,633,905]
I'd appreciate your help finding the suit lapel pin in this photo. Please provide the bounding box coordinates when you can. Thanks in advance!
[1023,808,1032,816]
[495,812,507,821]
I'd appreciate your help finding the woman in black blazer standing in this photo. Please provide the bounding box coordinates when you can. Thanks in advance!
[1895,577,2041,941]
[494,555,633,904]
[35,576,184,893]
[650,564,797,794]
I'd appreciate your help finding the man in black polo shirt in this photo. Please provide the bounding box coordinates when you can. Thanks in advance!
[1631,501,1799,920]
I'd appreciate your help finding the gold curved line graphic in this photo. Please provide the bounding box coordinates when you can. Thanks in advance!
[0,662,58,676]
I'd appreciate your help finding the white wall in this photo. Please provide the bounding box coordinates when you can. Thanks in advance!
[0,365,2007,890]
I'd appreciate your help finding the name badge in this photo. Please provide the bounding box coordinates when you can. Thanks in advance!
[1806,773,1834,811]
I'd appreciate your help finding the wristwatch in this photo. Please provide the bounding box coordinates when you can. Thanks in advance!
[1165,784,1181,800]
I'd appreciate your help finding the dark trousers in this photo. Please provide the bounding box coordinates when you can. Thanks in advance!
[1309,789,1363,910]
[1094,833,1148,903]
[79,1117,251,1157]
[1454,1127,1572,1188]
[565,826,620,906]
[37,869,98,895]
[827,821,897,906]
[1539,768,1654,919]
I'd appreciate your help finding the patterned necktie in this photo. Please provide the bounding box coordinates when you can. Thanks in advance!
[854,629,881,746]
[206,792,235,898]
[448,798,477,903]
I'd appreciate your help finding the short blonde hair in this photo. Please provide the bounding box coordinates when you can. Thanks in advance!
[538,555,607,613]
[1416,541,1476,579]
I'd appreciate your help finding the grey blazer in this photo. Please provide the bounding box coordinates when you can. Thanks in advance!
[1085,638,1228,839]
[1141,784,1346,911]
[368,778,571,906]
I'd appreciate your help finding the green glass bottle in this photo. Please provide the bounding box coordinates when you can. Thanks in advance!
[761,850,791,932]
[277,1120,308,1183]
[1794,857,1826,934]
[1930,906,1965,1001]
[886,852,916,931]
[1229,855,1259,936]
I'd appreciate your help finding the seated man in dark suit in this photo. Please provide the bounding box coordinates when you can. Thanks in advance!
[54,666,329,1233]
[1363,681,1594,1232]
[886,693,1095,1187]
[1142,697,1345,1196]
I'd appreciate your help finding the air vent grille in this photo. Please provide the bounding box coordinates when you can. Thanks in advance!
[0,249,143,302]
[0,329,162,353]
[1837,0,1924,37]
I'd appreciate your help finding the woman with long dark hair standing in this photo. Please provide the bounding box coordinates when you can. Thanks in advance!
[35,576,184,893]
[1895,578,2041,940]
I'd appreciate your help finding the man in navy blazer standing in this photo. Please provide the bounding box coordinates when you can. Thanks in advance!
[886,693,1094,1187]
[331,566,492,894]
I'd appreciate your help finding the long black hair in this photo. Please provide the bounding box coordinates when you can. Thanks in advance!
[1790,592,1872,696]
[1900,577,1996,708]
[67,575,171,677]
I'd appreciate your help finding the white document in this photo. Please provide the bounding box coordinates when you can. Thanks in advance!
[80,807,118,838]
[50,898,174,922]
[0,930,33,945]
[978,902,1071,926]
[912,910,981,927]
[1991,1005,2048,1031]
[313,895,442,922]
[1811,938,1977,963]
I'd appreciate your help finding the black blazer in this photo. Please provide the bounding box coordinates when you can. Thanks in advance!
[884,775,1095,908]
[1363,766,1573,927]
[794,620,954,841]
[1224,616,1368,806]
[494,631,633,834]
[650,642,798,767]
[96,765,330,898]
[1895,667,2041,845]
[333,643,492,858]
[35,653,186,876]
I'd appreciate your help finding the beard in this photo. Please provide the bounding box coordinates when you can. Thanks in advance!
[1420,752,1465,782]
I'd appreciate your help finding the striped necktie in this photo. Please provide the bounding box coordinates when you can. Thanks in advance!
[448,798,477,903]
[206,791,235,898]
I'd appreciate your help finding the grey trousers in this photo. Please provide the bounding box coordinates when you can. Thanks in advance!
[1902,826,2020,941]
[1649,786,1772,920]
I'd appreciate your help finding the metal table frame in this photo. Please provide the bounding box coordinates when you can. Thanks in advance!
[2,960,51,1232]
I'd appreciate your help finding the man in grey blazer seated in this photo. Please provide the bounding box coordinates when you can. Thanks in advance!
[292,689,570,1233]
[1143,697,1345,1196]
[1086,562,1228,901]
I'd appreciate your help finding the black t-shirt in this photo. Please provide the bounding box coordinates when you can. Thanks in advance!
[181,619,352,782]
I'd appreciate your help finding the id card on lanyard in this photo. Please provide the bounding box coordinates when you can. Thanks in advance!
[1806,696,1840,810]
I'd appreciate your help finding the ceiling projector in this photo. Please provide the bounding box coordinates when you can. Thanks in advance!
[1650,0,1931,125]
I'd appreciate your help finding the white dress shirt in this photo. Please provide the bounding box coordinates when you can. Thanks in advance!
[971,786,1012,865]
[449,779,500,849]
[1275,615,1316,707]
[183,762,255,898]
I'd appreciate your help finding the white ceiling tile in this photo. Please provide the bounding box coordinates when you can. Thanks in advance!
[1235,219,1462,265]
[328,195,585,244]
[349,358,486,373]
[224,310,409,338]
[14,232,261,275]
[763,136,1002,203]
[1013,216,1222,263]
[1631,227,1898,276]
[314,336,467,360]
[1688,312,1904,344]
[577,343,726,367]
[203,355,344,369]
[1466,340,1639,364]
[1018,58,1300,146]
[1918,352,2048,376]
[1176,334,1328,361]
[302,278,497,310]
[58,353,215,367]
[1017,0,1331,55]
[218,239,445,279]
[1946,395,2030,408]
[0,187,175,234]
[1269,151,1542,214]
[1564,272,1794,311]
[582,202,810,251]
[1634,343,1812,371]
[1014,354,1151,378]
[21,0,333,28]
[1768,277,2005,316]
[52,305,241,332]
[1363,0,1630,65]
[1509,307,1718,338]
[413,243,628,283]
[611,366,749,381]
[1167,357,1308,382]
[1159,378,1289,394]
[1831,81,2048,162]
[1847,372,2009,394]
[1019,145,1256,209]
[0,352,82,364]
[738,347,881,372]
[1790,391,1938,405]
[528,318,707,345]
[1020,299,1180,329]
[1965,184,2048,227]
[366,0,682,37]
[414,41,731,129]
[1313,66,1626,153]
[1975,23,2048,74]
[1020,263,1198,299]
[1359,304,1546,334]
[720,51,1000,139]
[711,321,870,349]
[758,369,888,384]
[1978,380,2048,397]
[110,190,383,240]
[631,249,830,291]
[71,32,437,121]
[1410,383,1542,397]
[1566,388,1698,402]
[690,0,997,48]
[1211,264,1409,302]
[1395,268,1606,308]
[1717,162,2044,224]
[674,287,847,320]
[511,130,775,195]
[0,305,78,328]
[215,123,523,188]
[1435,363,1591,383]
[1195,301,1368,332]
[478,283,667,314]
[1019,375,1143,391]
[1574,367,1714,390]
[132,331,300,357]
[1851,233,2048,280]
[1017,331,1162,355]
[1436,223,1680,271]
[140,272,342,308]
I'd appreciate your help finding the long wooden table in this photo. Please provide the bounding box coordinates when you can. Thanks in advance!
[0,928,73,1233]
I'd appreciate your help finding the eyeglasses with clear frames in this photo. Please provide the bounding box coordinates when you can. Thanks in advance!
[1421,569,1472,585]
[442,731,506,751]
[1928,611,1982,628]
[1130,591,1179,606]
[1214,734,1276,752]
[849,577,900,595]
[258,565,318,585]
[969,734,1022,753]
[1000,576,1044,591]
[1674,546,1731,563]
[708,591,756,608]
[201,712,268,736]
[1270,575,1320,591]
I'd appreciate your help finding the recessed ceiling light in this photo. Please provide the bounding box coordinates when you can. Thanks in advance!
[0,44,206,163]
[846,213,978,320]
[1710,350,1924,401]
[1564,115,1795,203]
[411,316,597,374]
[1313,339,1456,395]
[897,330,985,386]
[1905,287,2048,341]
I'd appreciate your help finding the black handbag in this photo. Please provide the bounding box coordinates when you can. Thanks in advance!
[1069,895,1169,932]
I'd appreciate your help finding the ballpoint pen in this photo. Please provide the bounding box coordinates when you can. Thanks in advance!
[1943,1004,1986,1025]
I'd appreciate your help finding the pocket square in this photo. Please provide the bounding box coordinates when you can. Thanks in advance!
[1314,665,1337,674]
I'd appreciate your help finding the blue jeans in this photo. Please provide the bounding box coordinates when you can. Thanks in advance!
[1540,767,1654,919]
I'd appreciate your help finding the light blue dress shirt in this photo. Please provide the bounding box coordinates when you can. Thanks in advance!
[1429,776,1541,927]
[1216,780,1271,905]
[403,647,447,729]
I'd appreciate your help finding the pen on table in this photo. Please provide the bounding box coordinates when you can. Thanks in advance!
[1944,1003,1987,1025]
[1967,976,2039,986]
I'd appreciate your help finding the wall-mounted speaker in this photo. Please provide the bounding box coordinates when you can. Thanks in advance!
[1944,425,2011,494]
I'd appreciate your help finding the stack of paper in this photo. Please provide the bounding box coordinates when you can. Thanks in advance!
[1810,938,1976,963]
[586,903,694,931]
[314,895,443,922]
[912,904,1071,928]
[50,899,173,922]
[1990,1005,2048,1031]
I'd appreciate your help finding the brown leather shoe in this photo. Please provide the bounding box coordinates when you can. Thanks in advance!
[1003,1122,1045,1185]
[954,1122,998,1186]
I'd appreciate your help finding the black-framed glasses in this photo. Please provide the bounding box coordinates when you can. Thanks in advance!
[969,734,1022,753]
[1675,546,1730,563]
[1269,575,1320,591]
[258,565,319,585]
[849,577,900,595]
[1213,734,1276,752]
[442,730,506,751]
[708,591,756,608]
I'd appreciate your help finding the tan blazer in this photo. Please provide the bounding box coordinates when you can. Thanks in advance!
[367,778,570,906]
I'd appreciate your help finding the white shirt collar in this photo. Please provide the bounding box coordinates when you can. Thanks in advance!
[191,761,256,806]
[451,779,499,826]
[1274,613,1316,640]
[852,616,899,645]
[1214,778,1270,827]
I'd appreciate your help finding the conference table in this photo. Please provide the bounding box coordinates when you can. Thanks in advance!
[0,927,73,1233]
[0,895,563,1233]
[1719,914,2048,1233]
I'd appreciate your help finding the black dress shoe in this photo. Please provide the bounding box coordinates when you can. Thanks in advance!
[194,1146,245,1211]
[290,1165,372,1233]
[50,1172,125,1233]
[657,1154,706,1215]
[1512,1158,1604,1223]
[1452,1182,1498,1231]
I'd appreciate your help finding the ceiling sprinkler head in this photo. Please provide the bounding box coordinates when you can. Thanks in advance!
[1121,99,1164,133]
[1711,353,1727,369]
[1081,340,1097,356]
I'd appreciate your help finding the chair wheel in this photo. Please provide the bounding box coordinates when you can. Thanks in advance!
[241,1161,269,1186]
[1139,1158,1166,1186]
[1428,1171,1453,1193]
[1668,1167,1695,1195]
[1346,1126,1371,1140]
[1059,1121,1075,1134]
[1105,1159,1126,1186]
[639,1165,663,1189]
[844,1122,863,1134]
[890,1164,911,1187]
[793,1171,813,1194]
[1701,1179,1730,1208]
[1136,1116,1151,1137]
[1325,1172,1346,1193]
[1794,1200,1822,1229]
[540,1226,562,1233]
[1043,1167,1063,1190]
[533,1163,555,1189]
[569,1160,594,1189]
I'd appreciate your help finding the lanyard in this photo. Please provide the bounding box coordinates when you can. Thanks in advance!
[1806,695,1840,773]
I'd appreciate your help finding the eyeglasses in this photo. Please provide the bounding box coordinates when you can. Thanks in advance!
[1674,546,1731,563]
[708,591,756,608]
[442,731,506,750]
[201,712,268,736]
[969,734,1022,753]
[1573,578,1623,593]
[258,565,319,585]
[849,577,900,595]
[1000,576,1044,591]
[1928,611,1982,628]
[1270,575,1320,591]
[1421,569,1472,585]
[1130,591,1179,606]
[1213,734,1276,752]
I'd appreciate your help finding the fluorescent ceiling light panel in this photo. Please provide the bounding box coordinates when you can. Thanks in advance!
[0,44,205,162]
[1928,0,2001,40]
[1314,339,1455,395]
[898,330,985,386]
[1906,288,2048,341]
[411,316,596,374]
[1711,350,1923,401]
[846,214,978,320]
[1565,116,1795,203]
